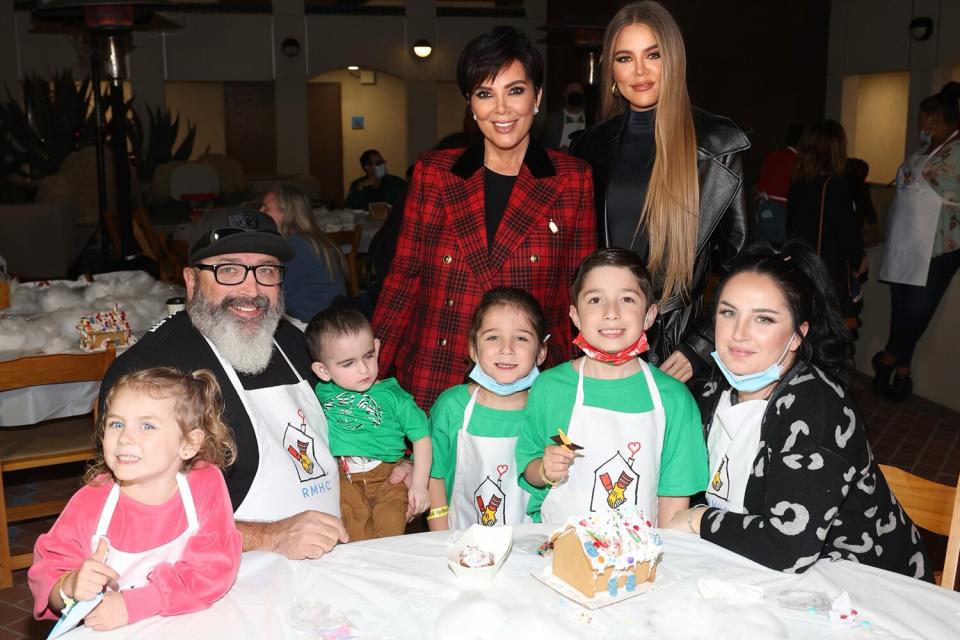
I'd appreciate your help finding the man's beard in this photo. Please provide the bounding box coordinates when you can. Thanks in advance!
[188,284,285,375]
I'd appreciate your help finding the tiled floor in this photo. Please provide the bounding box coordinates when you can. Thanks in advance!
[0,373,957,638]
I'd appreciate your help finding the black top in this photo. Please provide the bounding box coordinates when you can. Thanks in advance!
[97,312,318,511]
[786,176,864,296]
[607,108,655,257]
[483,167,518,249]
[697,362,931,581]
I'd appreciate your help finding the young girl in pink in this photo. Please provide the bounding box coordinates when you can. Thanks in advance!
[29,367,242,632]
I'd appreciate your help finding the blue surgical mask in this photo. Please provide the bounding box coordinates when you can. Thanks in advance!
[373,163,387,179]
[469,362,539,396]
[710,335,796,393]
[920,130,933,146]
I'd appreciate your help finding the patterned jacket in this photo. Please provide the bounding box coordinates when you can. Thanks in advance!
[696,361,931,581]
[372,142,596,410]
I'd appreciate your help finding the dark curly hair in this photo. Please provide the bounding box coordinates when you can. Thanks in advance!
[716,240,853,382]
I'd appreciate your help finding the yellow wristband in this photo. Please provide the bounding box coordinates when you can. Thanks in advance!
[55,571,75,611]
[538,459,559,487]
[426,506,449,520]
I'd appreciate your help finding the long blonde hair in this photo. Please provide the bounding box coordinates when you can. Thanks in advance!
[269,186,346,278]
[86,368,237,485]
[600,1,699,303]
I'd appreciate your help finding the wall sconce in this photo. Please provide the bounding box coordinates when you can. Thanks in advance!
[281,37,301,57]
[908,17,933,41]
[411,39,433,59]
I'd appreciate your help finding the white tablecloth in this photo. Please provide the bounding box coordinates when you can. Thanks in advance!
[314,209,386,254]
[64,525,960,639]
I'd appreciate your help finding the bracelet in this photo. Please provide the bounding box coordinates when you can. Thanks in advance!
[538,459,559,487]
[687,506,706,534]
[55,571,76,611]
[426,506,449,521]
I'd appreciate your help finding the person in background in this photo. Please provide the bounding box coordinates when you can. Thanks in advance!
[664,241,930,582]
[571,1,749,383]
[373,25,596,411]
[541,81,588,151]
[31,368,242,631]
[344,149,407,211]
[755,122,804,243]
[786,120,866,330]
[874,82,960,401]
[844,158,878,235]
[261,186,346,324]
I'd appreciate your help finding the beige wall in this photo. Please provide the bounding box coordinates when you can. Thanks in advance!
[842,71,910,184]
[436,81,468,143]
[164,82,226,159]
[310,69,408,196]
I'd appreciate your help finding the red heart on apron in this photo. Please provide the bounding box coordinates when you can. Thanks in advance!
[497,464,509,478]
[627,441,642,456]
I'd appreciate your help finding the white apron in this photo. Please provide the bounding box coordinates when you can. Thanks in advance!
[91,473,198,589]
[704,390,767,513]
[879,132,956,286]
[207,338,340,522]
[448,388,530,529]
[540,359,664,525]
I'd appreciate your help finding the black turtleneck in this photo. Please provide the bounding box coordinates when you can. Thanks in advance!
[606,108,655,258]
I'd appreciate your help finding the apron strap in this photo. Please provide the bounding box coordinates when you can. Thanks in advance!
[94,483,122,540]
[176,472,200,530]
[574,358,587,405]
[460,387,480,434]
[638,359,663,411]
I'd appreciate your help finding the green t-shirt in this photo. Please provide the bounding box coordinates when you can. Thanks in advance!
[429,384,525,502]
[314,377,429,461]
[515,360,709,522]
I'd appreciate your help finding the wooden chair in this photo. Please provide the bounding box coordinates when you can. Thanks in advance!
[0,345,116,588]
[879,464,960,590]
[327,224,363,296]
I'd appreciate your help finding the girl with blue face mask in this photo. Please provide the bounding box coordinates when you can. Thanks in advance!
[663,241,931,583]
[426,288,547,530]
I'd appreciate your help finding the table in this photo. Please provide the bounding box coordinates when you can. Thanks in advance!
[314,209,386,254]
[64,525,960,639]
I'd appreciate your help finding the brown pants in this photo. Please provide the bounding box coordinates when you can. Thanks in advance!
[339,460,408,542]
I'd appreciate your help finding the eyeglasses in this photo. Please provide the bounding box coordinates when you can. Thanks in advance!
[194,263,286,286]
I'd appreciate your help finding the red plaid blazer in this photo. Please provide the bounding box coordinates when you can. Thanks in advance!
[372,142,596,411]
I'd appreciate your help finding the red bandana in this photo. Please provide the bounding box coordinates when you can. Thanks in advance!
[573,332,649,365]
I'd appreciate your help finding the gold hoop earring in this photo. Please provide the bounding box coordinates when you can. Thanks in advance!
[611,82,620,97]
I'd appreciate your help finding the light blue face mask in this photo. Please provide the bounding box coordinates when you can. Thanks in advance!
[469,362,539,396]
[710,335,796,393]
[373,163,387,179]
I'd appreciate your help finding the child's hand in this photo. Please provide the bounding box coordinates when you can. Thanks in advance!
[542,445,576,484]
[69,538,119,602]
[83,591,128,631]
[408,484,430,517]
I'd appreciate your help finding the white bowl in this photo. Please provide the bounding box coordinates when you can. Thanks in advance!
[447,524,513,582]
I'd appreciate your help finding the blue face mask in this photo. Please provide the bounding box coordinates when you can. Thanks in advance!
[373,163,387,179]
[710,335,796,393]
[469,362,539,396]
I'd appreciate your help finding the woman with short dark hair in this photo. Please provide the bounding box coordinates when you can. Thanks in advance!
[373,26,596,410]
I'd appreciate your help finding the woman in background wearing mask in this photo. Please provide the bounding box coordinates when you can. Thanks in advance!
[571,0,749,383]
[663,241,930,581]
[874,82,960,401]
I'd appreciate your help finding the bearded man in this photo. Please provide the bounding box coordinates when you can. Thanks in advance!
[98,208,353,559]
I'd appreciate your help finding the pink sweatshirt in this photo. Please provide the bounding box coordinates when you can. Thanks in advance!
[28,464,242,624]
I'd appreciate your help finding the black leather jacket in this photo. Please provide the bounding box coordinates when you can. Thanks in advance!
[571,107,749,374]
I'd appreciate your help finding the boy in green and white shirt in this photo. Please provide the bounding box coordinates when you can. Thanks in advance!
[307,306,431,541]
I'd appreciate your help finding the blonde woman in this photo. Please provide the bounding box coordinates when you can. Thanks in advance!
[572,1,749,382]
[261,186,347,323]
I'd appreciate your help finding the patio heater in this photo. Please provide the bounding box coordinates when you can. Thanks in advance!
[31,0,173,263]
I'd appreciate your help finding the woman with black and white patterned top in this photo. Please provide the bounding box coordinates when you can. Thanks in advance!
[663,240,931,580]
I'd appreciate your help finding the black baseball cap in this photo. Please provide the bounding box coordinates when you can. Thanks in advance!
[189,208,294,265]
